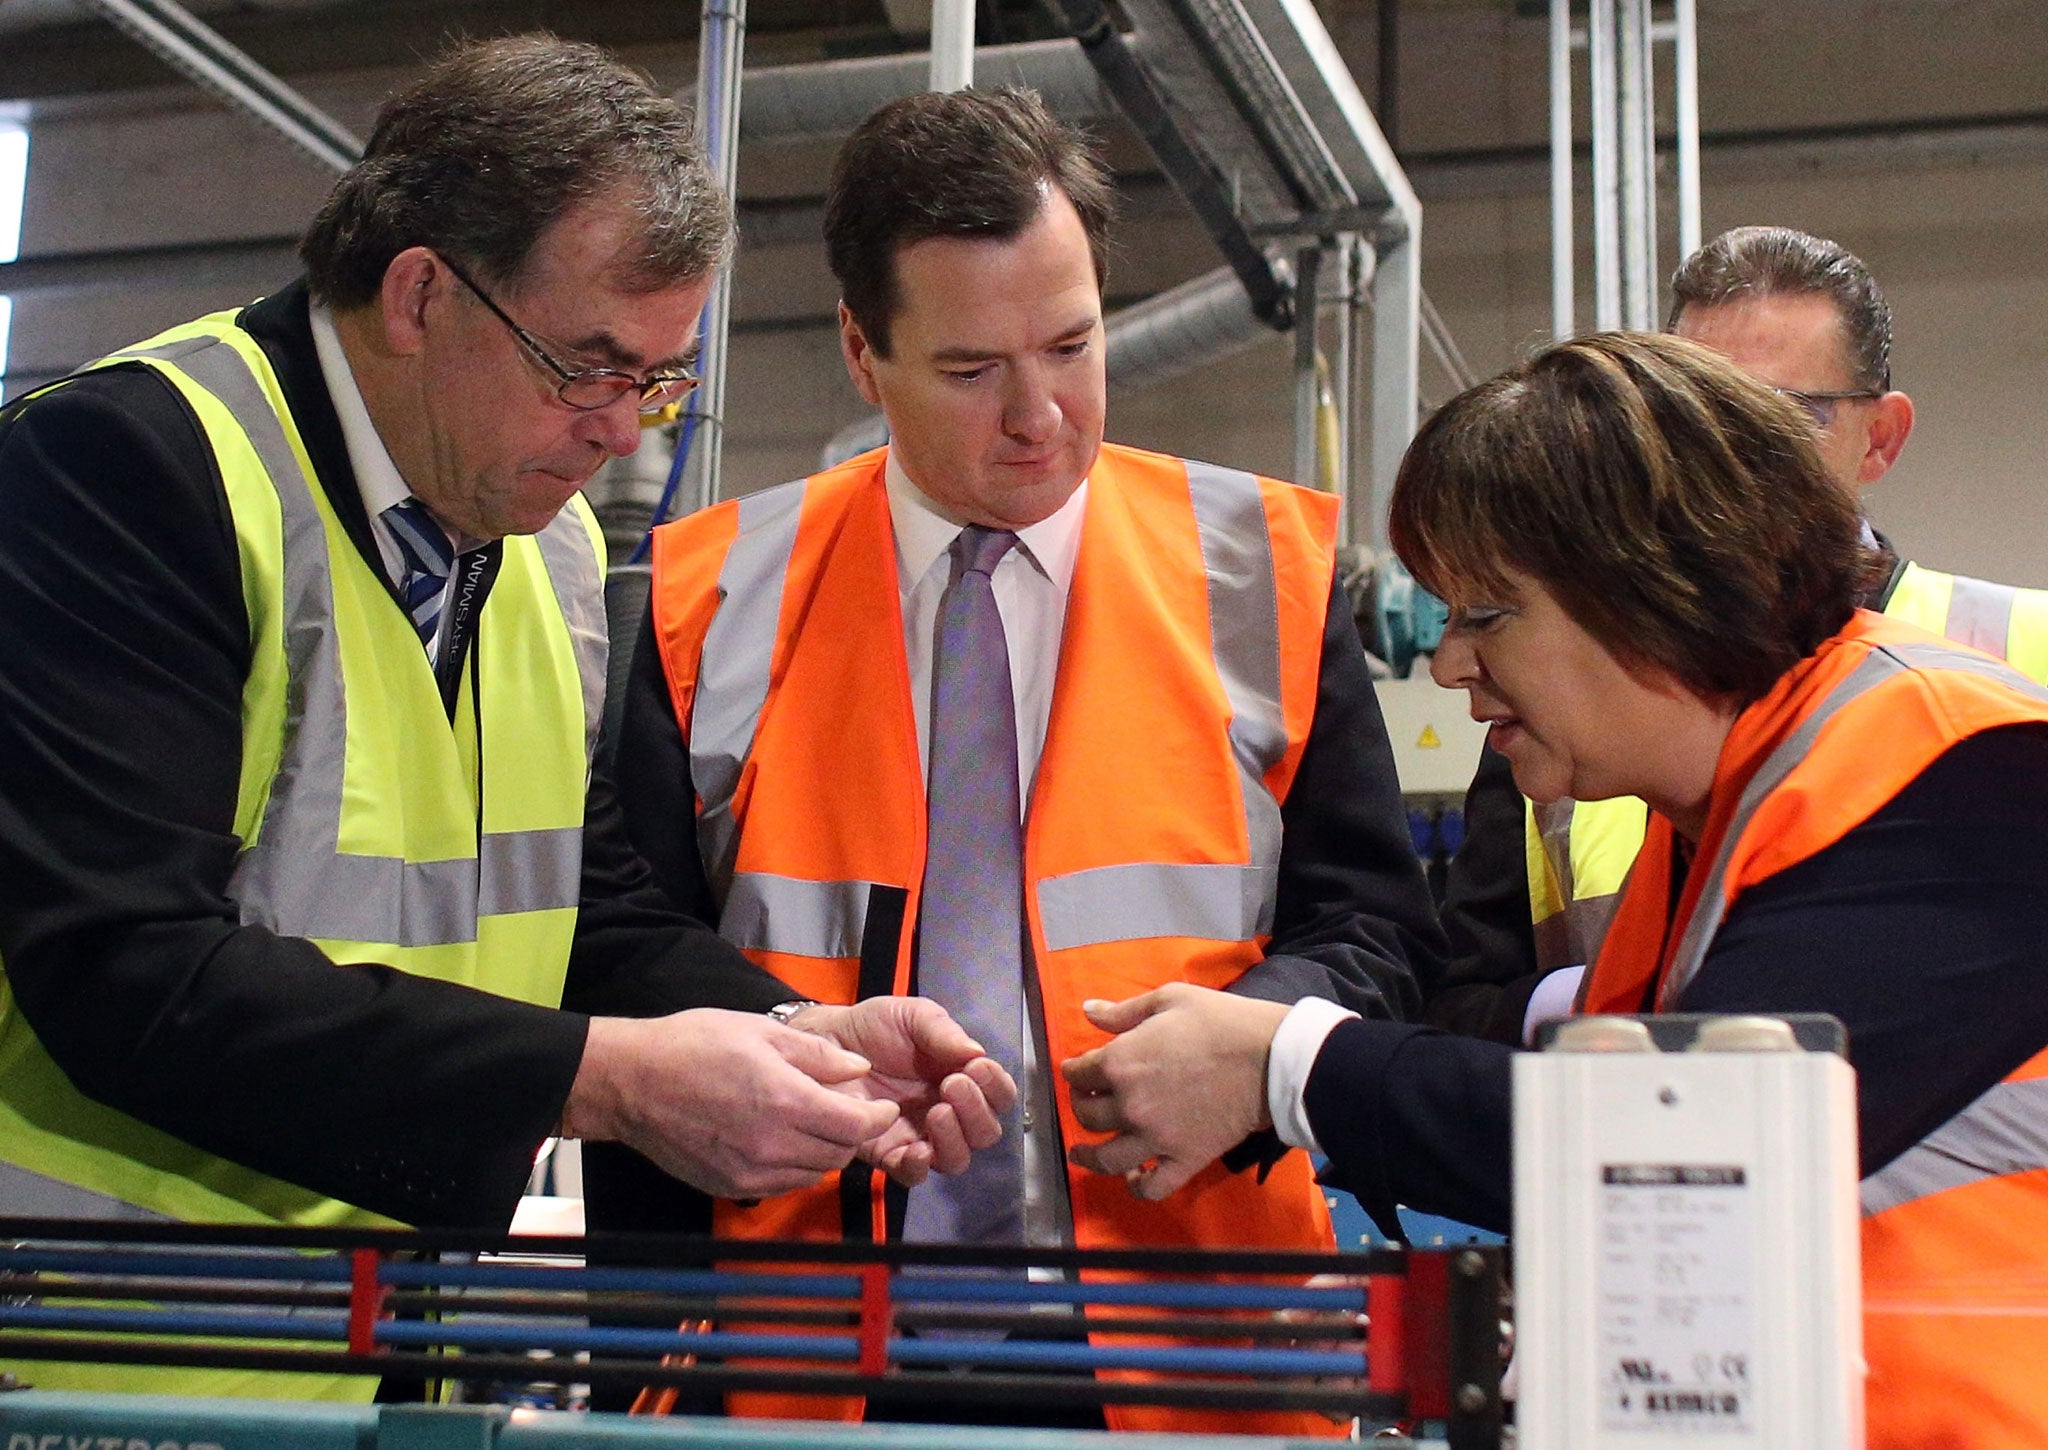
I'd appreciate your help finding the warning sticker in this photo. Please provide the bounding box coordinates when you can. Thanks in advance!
[1598,1163,1754,1433]
[1417,725,1442,749]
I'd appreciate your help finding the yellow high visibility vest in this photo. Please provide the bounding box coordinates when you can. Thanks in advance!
[0,310,606,1398]
[1525,562,2048,968]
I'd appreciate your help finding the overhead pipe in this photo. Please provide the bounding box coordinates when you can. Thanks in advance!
[1291,244,1323,491]
[1038,0,1295,331]
[1549,0,1574,339]
[698,40,1111,142]
[684,0,747,514]
[929,0,976,91]
[1674,0,1703,259]
[1588,0,1622,329]
[1617,0,1657,328]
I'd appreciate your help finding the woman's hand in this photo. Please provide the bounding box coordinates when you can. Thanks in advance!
[1061,984,1289,1200]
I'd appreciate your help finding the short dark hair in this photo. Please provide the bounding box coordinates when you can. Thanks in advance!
[301,34,733,308]
[824,86,1116,357]
[1390,331,1876,705]
[1668,225,1892,391]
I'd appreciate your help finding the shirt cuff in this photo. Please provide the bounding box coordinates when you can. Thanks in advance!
[1521,964,1587,1045]
[1267,996,1361,1155]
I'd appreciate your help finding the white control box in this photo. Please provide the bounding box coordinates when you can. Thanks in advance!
[1372,675,1491,797]
[1514,1015,1864,1449]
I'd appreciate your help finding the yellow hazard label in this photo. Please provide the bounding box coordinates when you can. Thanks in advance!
[1417,725,1442,749]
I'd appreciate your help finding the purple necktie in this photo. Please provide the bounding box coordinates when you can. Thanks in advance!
[903,525,1027,1247]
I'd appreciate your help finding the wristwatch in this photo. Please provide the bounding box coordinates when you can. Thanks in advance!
[767,999,820,1026]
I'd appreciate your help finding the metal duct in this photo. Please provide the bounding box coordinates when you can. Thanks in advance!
[697,39,1112,142]
[1040,0,1294,330]
[1104,261,1282,394]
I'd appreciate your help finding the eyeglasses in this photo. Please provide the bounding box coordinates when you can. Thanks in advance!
[439,255,699,415]
[1772,386,1884,428]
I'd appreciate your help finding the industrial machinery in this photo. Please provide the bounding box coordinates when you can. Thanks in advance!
[0,1221,1505,1448]
[1515,1014,1861,1448]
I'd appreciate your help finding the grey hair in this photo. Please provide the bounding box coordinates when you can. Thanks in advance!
[301,33,733,308]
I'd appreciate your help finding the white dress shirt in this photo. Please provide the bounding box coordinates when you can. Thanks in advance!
[1266,996,1361,1155]
[885,452,1086,804]
[885,451,1087,1250]
[308,304,461,663]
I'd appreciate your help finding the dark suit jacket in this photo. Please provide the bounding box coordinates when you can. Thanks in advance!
[1309,725,2048,1238]
[0,282,790,1228]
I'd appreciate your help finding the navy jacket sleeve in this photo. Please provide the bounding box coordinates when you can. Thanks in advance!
[1424,746,1547,1044]
[1228,578,1446,1023]
[610,602,725,924]
[1303,726,2048,1234]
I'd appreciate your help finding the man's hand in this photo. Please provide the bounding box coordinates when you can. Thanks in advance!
[788,997,1018,1186]
[1062,984,1290,1201]
[562,1009,900,1199]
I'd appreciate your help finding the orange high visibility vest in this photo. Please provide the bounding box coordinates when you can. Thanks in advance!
[1583,610,2048,1450]
[649,443,1345,1435]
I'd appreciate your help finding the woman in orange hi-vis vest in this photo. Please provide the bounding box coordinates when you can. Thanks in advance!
[1066,331,2048,1449]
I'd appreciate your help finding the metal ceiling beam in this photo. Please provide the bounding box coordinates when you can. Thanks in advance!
[78,0,361,172]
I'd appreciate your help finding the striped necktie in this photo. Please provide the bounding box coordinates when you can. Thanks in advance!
[383,497,454,653]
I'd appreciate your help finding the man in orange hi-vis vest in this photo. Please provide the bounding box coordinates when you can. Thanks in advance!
[600,87,1445,1433]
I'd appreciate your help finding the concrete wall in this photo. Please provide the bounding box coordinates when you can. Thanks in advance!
[4,0,2045,580]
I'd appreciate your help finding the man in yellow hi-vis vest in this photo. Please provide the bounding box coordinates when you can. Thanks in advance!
[0,36,1010,1400]
[1431,225,2048,1045]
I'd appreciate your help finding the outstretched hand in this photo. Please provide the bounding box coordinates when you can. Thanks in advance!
[563,1009,902,1200]
[792,996,1019,1185]
[1061,983,1289,1201]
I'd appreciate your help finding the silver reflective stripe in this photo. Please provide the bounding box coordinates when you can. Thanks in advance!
[533,505,609,756]
[478,827,585,917]
[1563,893,1621,969]
[1944,573,2017,660]
[1861,1076,2048,1217]
[1037,461,1288,950]
[0,1161,173,1222]
[722,873,873,959]
[154,337,581,946]
[115,336,223,365]
[1535,797,1578,905]
[1186,460,1287,893]
[1662,640,2048,1006]
[1884,639,2048,701]
[692,482,807,902]
[1660,649,1905,1006]
[1039,862,1270,952]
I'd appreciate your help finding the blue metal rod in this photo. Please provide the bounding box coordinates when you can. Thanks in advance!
[375,1319,859,1361]
[0,1247,350,1282]
[889,1337,1367,1376]
[376,1261,857,1298]
[892,1277,1368,1311]
[0,1303,348,1340]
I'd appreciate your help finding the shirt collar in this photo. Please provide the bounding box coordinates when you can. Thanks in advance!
[310,304,413,521]
[309,303,467,552]
[883,447,1088,596]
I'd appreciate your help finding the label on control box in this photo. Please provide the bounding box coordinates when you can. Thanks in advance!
[1597,1163,1754,1433]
